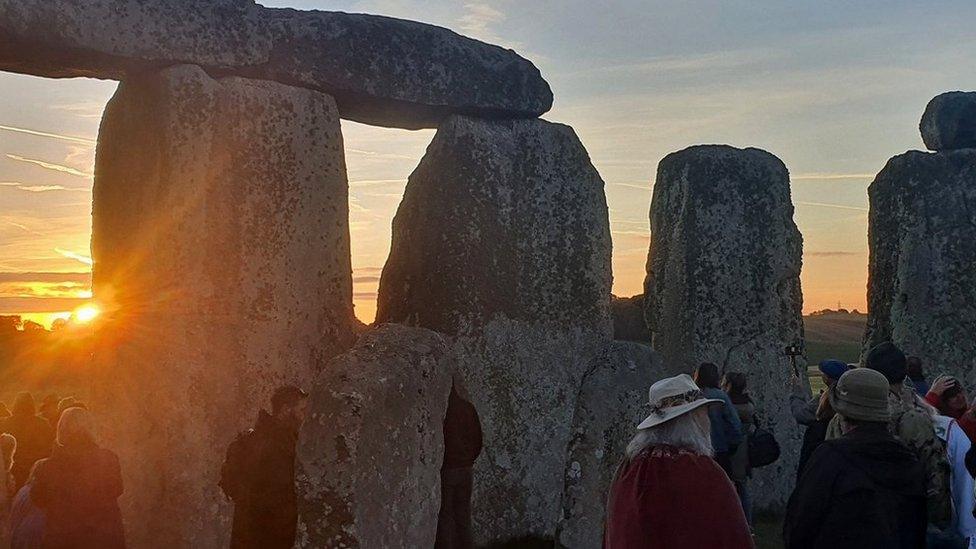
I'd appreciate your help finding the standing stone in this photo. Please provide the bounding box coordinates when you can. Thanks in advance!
[920,91,976,151]
[557,341,663,549]
[643,145,805,508]
[376,116,612,542]
[0,0,553,129]
[296,324,455,548]
[611,294,650,343]
[91,64,356,547]
[865,149,976,385]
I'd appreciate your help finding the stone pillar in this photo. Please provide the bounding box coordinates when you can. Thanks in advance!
[376,116,612,542]
[556,341,664,548]
[90,64,356,547]
[643,145,805,507]
[866,95,976,384]
[296,324,454,548]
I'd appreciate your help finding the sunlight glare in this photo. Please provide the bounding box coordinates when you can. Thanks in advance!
[72,303,100,324]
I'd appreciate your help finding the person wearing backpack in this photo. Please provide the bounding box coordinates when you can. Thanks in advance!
[220,386,309,549]
[784,368,928,549]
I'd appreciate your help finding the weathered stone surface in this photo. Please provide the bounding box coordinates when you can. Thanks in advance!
[0,0,553,129]
[377,115,612,542]
[611,294,650,343]
[296,324,455,548]
[920,92,976,151]
[643,144,806,508]
[557,341,664,549]
[865,149,976,386]
[90,65,356,547]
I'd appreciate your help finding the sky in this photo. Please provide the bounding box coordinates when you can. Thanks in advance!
[2,0,975,326]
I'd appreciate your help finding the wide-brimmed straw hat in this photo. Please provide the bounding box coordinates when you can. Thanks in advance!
[637,374,724,430]
[828,368,890,423]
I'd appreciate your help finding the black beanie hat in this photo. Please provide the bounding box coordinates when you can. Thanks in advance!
[865,342,907,384]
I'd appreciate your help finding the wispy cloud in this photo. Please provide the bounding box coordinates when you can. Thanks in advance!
[345,149,416,161]
[5,154,93,178]
[54,248,93,266]
[795,201,869,212]
[458,3,507,42]
[0,296,88,314]
[17,185,90,193]
[0,124,96,145]
[792,173,875,181]
[50,102,106,119]
[353,275,381,284]
[806,251,864,257]
[0,271,90,283]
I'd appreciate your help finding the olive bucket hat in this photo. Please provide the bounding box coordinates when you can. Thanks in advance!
[828,368,890,423]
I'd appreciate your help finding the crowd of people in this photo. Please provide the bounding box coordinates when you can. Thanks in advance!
[604,342,976,549]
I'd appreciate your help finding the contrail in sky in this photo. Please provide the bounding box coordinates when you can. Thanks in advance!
[0,124,96,145]
[794,201,869,212]
[54,248,94,266]
[5,154,93,178]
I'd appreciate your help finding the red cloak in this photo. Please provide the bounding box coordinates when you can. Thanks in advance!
[604,445,754,549]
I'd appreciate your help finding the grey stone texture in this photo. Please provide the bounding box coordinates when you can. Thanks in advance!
[865,149,976,386]
[90,64,356,547]
[376,115,613,542]
[296,324,455,548]
[643,144,806,508]
[611,294,650,343]
[557,341,664,549]
[920,92,976,151]
[0,0,553,129]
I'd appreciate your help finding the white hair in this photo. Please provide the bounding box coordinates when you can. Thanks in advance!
[625,406,713,459]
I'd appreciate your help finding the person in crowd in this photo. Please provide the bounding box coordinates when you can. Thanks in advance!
[435,383,483,549]
[722,372,755,526]
[9,466,46,549]
[30,407,124,548]
[925,376,976,443]
[784,368,927,549]
[909,356,931,395]
[0,433,16,547]
[0,394,53,490]
[220,385,309,549]
[826,342,952,529]
[605,374,753,548]
[36,397,58,430]
[793,359,850,479]
[693,363,743,476]
[929,412,976,548]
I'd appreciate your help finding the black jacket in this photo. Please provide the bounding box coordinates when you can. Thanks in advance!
[783,423,927,549]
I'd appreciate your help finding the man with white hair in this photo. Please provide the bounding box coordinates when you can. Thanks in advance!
[604,374,754,548]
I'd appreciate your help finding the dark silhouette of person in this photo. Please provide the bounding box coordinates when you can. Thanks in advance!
[30,407,125,548]
[435,384,483,549]
[221,385,309,549]
[38,394,59,429]
[0,393,54,489]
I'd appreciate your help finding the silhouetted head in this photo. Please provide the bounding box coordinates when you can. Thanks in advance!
[0,403,10,419]
[722,372,748,400]
[942,382,968,414]
[272,385,309,429]
[906,356,924,381]
[12,392,35,417]
[694,363,721,389]
[0,434,15,472]
[56,407,96,448]
[865,342,907,385]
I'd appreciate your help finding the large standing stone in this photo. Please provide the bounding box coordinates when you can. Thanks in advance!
[865,149,976,385]
[296,324,455,548]
[557,341,663,549]
[376,116,612,542]
[611,294,650,343]
[0,0,553,129]
[920,91,976,151]
[90,64,356,547]
[643,145,805,508]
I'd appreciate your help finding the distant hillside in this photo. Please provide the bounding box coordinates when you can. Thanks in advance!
[803,310,867,366]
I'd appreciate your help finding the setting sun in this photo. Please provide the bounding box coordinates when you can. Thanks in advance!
[72,304,100,324]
